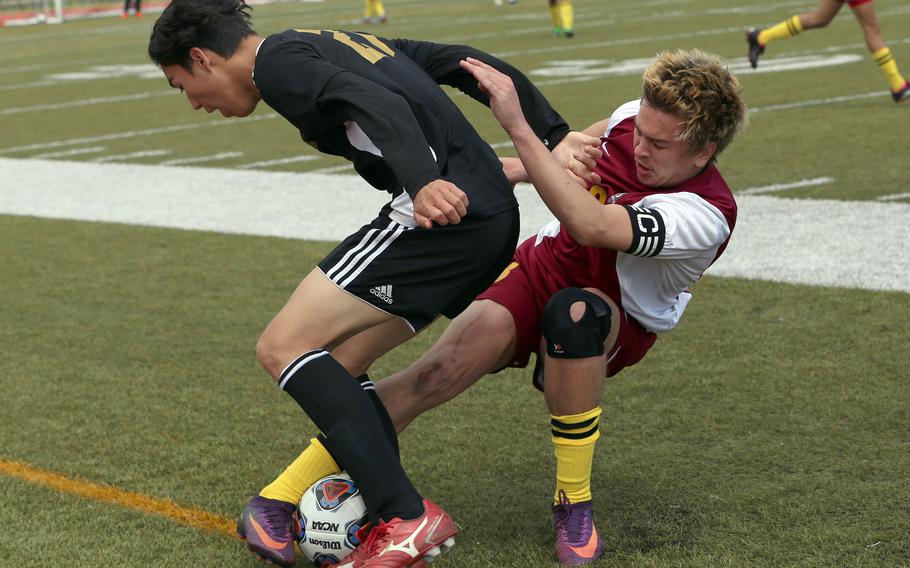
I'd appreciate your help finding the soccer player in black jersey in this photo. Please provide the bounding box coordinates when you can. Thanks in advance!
[148,1,595,566]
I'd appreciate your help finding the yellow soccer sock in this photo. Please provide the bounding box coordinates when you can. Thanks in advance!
[558,0,573,33]
[373,0,386,18]
[758,15,802,46]
[259,438,340,505]
[873,47,908,92]
[551,407,601,504]
[549,3,561,29]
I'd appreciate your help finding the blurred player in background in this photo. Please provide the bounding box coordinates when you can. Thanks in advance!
[363,0,387,24]
[148,0,591,565]
[121,0,141,18]
[549,0,574,37]
[272,48,747,566]
[746,0,910,103]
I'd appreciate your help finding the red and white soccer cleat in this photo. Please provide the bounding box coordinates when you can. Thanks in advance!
[328,499,457,567]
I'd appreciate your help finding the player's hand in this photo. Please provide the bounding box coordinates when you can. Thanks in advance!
[553,131,602,187]
[413,179,469,229]
[459,57,526,134]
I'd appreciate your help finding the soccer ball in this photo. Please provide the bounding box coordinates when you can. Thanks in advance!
[295,473,369,567]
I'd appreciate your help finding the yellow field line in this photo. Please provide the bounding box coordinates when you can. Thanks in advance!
[0,458,238,539]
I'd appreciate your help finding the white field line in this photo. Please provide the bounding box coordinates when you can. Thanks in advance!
[0,63,44,74]
[1,91,173,115]
[738,177,835,196]
[309,164,356,174]
[750,91,886,113]
[31,146,106,159]
[0,113,280,155]
[706,0,808,15]
[91,149,171,163]
[238,155,321,169]
[0,80,59,92]
[160,151,243,167]
[1,157,907,294]
[877,192,910,202]
[710,194,910,293]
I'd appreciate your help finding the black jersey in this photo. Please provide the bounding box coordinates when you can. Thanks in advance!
[253,29,569,218]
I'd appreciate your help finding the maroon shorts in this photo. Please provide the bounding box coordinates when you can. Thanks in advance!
[477,239,656,378]
[843,0,871,7]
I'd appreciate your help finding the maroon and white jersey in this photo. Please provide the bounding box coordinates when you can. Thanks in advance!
[530,99,737,333]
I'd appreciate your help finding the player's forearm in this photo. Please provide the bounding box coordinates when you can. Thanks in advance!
[510,124,600,239]
[510,124,631,248]
[500,157,529,184]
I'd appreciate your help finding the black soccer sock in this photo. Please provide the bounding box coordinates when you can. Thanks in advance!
[316,374,402,526]
[280,350,423,521]
[316,373,399,465]
[356,373,400,459]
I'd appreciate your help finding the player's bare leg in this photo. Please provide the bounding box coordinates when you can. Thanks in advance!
[850,2,910,102]
[376,299,518,432]
[333,317,420,379]
[746,1,840,69]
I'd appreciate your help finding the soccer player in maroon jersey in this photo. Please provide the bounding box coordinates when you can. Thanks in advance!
[746,0,910,103]
[371,49,748,565]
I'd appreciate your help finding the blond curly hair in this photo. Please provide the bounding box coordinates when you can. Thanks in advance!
[642,49,747,160]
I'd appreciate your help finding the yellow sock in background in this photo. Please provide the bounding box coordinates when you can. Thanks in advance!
[551,407,601,504]
[260,438,340,505]
[873,47,908,92]
[758,15,802,46]
[549,3,561,29]
[558,0,573,33]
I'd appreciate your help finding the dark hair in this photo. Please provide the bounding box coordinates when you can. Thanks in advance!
[148,0,256,71]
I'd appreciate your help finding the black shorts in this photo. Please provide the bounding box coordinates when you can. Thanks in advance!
[317,206,520,331]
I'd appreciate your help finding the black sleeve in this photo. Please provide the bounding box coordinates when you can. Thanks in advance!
[391,38,571,150]
[316,71,440,200]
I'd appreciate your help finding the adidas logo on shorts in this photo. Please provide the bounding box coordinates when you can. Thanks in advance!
[369,284,394,304]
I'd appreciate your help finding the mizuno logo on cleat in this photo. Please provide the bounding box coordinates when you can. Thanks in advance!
[380,517,427,558]
[369,284,394,304]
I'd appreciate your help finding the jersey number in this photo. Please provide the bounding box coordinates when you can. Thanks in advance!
[494,261,519,283]
[589,185,608,204]
[296,30,395,64]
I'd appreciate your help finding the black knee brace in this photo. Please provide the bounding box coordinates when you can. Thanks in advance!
[542,288,612,358]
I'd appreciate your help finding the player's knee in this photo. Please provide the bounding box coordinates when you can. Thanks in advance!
[255,330,285,380]
[542,288,612,359]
